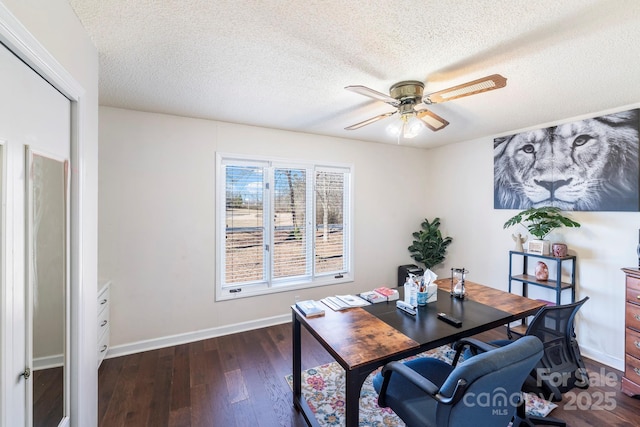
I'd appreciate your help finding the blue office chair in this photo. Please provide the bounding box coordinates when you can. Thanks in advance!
[373,336,544,427]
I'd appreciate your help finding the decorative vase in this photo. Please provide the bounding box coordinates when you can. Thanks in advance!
[535,261,549,281]
[552,243,567,257]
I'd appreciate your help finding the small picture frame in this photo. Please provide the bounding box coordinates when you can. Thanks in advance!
[528,240,550,255]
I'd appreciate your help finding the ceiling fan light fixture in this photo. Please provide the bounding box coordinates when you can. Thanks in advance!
[387,112,424,140]
[403,114,424,138]
[386,119,403,138]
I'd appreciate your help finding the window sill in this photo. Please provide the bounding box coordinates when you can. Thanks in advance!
[215,274,353,301]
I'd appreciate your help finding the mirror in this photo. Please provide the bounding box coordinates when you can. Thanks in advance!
[26,149,69,427]
[0,144,2,405]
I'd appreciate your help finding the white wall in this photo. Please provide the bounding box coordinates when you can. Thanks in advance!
[99,107,430,350]
[100,104,640,371]
[100,101,640,372]
[425,105,640,370]
[0,1,100,426]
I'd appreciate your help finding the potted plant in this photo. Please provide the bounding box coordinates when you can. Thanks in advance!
[408,217,453,270]
[503,206,580,255]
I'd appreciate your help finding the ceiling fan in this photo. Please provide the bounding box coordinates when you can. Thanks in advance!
[344,74,507,136]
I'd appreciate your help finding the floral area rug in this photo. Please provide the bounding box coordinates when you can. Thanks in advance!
[286,345,557,427]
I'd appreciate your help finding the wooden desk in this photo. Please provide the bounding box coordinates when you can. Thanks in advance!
[434,278,546,315]
[292,279,546,427]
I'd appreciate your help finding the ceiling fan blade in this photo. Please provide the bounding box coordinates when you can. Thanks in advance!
[344,112,395,130]
[423,74,507,104]
[345,85,399,106]
[416,109,450,131]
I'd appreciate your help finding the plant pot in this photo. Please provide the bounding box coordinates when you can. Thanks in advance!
[528,239,550,255]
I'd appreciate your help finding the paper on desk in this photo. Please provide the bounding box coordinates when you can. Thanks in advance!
[336,294,371,307]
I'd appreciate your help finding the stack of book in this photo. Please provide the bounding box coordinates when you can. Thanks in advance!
[372,286,400,302]
[359,287,400,303]
[359,290,387,304]
[295,300,326,318]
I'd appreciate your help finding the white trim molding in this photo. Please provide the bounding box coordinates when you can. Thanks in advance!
[106,314,291,359]
[580,346,623,372]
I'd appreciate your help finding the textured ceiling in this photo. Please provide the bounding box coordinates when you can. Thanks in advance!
[68,0,640,148]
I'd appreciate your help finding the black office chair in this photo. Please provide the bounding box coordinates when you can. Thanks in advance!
[494,297,590,403]
[372,336,544,427]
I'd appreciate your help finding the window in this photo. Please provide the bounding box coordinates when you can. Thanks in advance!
[216,153,353,300]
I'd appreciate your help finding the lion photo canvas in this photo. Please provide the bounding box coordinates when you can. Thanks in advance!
[494,108,640,211]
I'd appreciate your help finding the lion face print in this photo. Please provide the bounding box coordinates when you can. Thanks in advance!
[494,109,639,211]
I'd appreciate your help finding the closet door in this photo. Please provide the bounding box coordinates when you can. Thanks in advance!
[0,42,70,427]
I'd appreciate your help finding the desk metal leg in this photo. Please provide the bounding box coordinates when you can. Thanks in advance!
[292,311,301,405]
[292,312,319,427]
[345,369,373,427]
[292,310,376,427]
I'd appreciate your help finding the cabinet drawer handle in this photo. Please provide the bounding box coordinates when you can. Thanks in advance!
[100,299,108,305]
[635,314,640,321]
[100,320,108,327]
[100,345,108,353]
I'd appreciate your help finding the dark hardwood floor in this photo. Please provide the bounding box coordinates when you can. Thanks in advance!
[98,323,640,426]
[33,367,63,427]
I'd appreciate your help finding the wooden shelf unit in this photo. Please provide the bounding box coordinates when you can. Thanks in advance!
[508,250,576,306]
[507,251,576,337]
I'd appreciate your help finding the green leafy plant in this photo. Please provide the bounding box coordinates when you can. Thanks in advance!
[408,218,453,269]
[503,206,580,240]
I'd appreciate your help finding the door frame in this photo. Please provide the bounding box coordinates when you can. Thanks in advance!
[0,4,89,427]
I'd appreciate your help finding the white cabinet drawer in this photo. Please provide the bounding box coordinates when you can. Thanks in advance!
[97,281,111,368]
[98,285,110,315]
[97,326,110,367]
[98,304,109,338]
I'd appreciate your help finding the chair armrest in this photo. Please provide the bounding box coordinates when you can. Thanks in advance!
[451,338,500,366]
[378,361,467,407]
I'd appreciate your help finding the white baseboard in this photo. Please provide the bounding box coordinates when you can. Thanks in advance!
[106,313,291,359]
[33,354,64,370]
[580,345,623,371]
